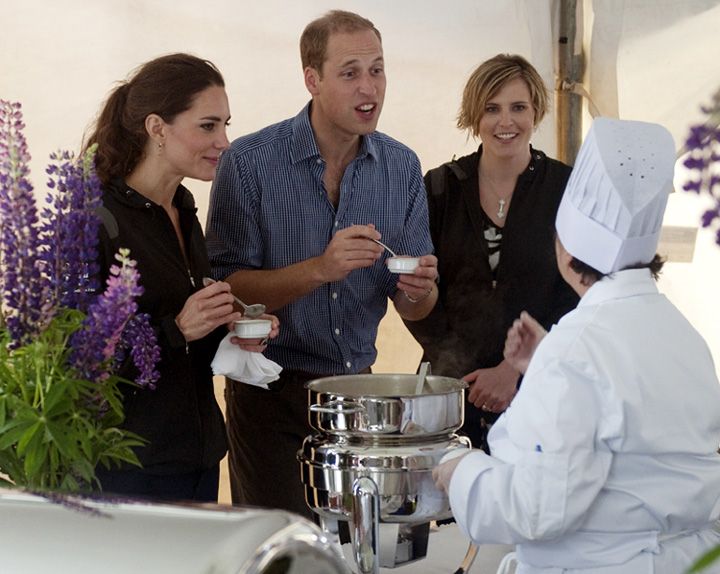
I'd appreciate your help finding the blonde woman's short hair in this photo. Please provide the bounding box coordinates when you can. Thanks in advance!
[457,54,549,138]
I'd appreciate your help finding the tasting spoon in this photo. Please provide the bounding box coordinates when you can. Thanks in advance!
[370,238,397,257]
[202,277,266,318]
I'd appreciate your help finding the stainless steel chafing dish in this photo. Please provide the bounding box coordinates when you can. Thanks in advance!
[298,373,471,574]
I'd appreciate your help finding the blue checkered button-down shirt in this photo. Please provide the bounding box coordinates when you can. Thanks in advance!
[206,103,433,374]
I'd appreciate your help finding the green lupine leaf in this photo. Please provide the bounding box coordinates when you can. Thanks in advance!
[16,420,43,457]
[22,427,48,479]
[0,396,7,426]
[48,444,59,475]
[42,380,73,417]
[0,409,36,431]
[688,546,720,572]
[102,390,126,422]
[0,450,24,480]
[44,420,80,460]
[98,448,140,469]
[0,420,35,450]
[72,457,96,483]
[77,428,95,459]
[60,474,79,492]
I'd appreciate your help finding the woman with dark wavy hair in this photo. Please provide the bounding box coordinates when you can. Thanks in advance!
[83,53,277,502]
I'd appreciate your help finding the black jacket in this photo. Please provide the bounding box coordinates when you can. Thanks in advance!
[97,180,227,474]
[404,147,579,379]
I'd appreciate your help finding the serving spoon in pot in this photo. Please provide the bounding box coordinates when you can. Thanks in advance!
[202,277,266,319]
[415,361,431,395]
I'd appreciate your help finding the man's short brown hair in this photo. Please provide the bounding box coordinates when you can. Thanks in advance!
[300,10,381,74]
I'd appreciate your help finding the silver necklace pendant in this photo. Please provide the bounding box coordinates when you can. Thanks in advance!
[497,198,506,219]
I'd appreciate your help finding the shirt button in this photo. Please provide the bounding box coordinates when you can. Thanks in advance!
[346,361,352,369]
[316,158,322,164]
[334,328,340,335]
[332,292,338,299]
[334,221,339,227]
[145,202,152,208]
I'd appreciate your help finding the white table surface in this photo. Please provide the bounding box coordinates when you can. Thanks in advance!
[340,522,515,574]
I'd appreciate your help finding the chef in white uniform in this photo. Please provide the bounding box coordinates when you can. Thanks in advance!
[434,117,720,574]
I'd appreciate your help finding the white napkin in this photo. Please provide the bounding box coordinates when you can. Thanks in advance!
[211,333,282,389]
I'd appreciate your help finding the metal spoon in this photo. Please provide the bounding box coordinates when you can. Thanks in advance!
[202,277,266,318]
[370,238,397,257]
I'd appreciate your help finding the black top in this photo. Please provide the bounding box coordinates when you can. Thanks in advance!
[97,180,227,474]
[403,146,579,380]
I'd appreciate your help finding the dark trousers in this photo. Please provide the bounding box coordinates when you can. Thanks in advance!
[95,464,220,504]
[225,370,318,519]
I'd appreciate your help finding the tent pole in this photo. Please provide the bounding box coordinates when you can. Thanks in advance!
[556,0,584,165]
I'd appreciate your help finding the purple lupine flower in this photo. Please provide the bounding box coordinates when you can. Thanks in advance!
[0,100,53,345]
[40,145,102,312]
[0,101,161,494]
[701,208,719,228]
[683,156,707,172]
[683,179,702,194]
[683,87,720,247]
[711,174,720,192]
[70,248,144,383]
[119,313,161,389]
[1,100,159,391]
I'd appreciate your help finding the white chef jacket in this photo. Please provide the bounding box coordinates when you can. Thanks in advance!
[449,269,720,573]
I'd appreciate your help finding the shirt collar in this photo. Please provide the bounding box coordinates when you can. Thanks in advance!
[579,268,658,308]
[290,101,377,165]
[108,178,197,212]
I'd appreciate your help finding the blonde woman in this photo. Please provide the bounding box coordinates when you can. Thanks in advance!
[404,54,578,451]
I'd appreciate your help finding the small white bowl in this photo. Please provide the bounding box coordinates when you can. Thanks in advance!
[233,319,272,340]
[387,256,420,274]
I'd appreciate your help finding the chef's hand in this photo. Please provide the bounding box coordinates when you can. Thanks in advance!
[229,313,280,353]
[504,311,547,374]
[463,360,519,413]
[176,280,243,342]
[433,451,471,493]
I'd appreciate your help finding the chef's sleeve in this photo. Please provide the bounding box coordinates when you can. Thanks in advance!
[448,357,616,544]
